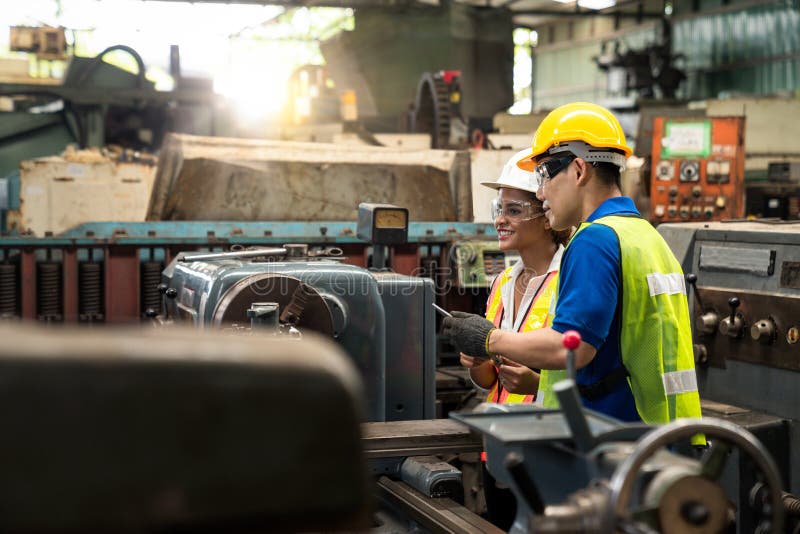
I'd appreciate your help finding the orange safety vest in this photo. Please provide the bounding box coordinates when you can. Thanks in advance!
[483,266,559,404]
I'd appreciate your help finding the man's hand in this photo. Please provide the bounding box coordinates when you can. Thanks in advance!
[441,311,495,360]
[497,357,540,395]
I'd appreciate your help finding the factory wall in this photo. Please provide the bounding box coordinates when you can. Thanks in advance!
[533,0,800,109]
[323,4,514,125]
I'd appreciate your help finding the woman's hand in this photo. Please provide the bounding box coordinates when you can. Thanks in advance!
[461,352,496,390]
[460,352,489,369]
[497,357,540,395]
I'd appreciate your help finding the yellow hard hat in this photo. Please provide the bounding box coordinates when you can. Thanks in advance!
[517,102,632,171]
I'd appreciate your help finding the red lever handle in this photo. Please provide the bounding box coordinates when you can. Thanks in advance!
[562,330,581,350]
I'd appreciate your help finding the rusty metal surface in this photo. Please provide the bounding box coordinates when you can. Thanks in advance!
[20,250,35,320]
[0,326,370,532]
[104,246,140,323]
[63,248,78,323]
[361,419,482,458]
[148,133,472,222]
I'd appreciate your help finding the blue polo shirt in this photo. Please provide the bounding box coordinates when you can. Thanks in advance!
[550,196,640,422]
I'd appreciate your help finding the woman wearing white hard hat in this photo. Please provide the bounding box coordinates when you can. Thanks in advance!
[458,148,571,530]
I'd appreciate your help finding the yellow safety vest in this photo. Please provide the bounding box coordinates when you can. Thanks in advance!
[570,215,702,424]
[484,267,563,404]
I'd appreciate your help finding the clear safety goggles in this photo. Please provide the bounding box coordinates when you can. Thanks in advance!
[490,198,545,222]
[536,154,577,183]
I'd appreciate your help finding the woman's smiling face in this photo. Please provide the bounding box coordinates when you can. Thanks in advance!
[494,187,548,252]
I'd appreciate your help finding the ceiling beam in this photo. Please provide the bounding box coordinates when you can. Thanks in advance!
[142,0,417,7]
[511,7,662,18]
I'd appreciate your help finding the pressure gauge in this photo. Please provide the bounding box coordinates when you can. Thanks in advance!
[374,208,408,229]
[357,203,409,245]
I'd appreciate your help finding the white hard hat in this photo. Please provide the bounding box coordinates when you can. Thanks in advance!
[481,148,542,194]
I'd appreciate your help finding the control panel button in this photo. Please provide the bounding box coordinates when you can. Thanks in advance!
[787,326,799,344]
[696,311,719,335]
[679,161,700,182]
[656,160,675,181]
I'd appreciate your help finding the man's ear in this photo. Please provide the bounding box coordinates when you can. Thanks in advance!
[574,158,591,186]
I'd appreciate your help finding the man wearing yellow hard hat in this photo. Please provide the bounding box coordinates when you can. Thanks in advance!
[441,102,702,426]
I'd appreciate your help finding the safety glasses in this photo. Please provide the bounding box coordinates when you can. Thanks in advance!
[490,198,545,222]
[536,154,577,183]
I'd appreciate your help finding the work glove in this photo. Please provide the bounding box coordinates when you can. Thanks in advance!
[441,311,496,360]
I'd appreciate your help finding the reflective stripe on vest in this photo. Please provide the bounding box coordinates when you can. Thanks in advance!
[571,215,702,424]
[484,268,562,404]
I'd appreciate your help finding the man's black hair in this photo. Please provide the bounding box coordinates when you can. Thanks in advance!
[592,162,622,188]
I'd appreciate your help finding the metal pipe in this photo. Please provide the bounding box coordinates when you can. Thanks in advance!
[179,248,287,262]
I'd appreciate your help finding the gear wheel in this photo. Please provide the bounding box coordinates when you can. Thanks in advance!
[411,72,453,149]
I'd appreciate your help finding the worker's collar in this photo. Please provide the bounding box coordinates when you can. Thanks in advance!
[586,196,640,223]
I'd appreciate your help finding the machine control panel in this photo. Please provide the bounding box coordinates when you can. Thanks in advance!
[452,240,519,288]
[685,234,800,373]
[691,286,800,371]
[650,117,745,224]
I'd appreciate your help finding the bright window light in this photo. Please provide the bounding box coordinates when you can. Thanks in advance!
[577,0,616,9]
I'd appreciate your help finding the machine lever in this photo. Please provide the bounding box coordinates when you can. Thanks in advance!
[728,297,740,324]
[719,296,744,338]
[563,330,581,381]
[685,273,705,311]
[554,330,596,453]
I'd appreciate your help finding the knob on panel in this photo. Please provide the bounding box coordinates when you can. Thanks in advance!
[696,311,719,335]
[750,318,776,344]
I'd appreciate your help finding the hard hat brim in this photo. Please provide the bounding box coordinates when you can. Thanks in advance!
[479,181,538,193]
[515,152,537,172]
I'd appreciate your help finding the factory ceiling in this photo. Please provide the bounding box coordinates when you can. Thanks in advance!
[146,0,663,27]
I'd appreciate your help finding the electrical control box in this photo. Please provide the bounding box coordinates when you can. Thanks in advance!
[649,117,745,224]
[451,240,519,288]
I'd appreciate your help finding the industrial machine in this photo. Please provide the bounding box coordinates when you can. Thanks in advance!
[451,239,519,289]
[594,18,686,100]
[659,219,800,496]
[159,241,435,423]
[745,161,800,220]
[649,116,746,224]
[455,383,787,533]
[0,44,221,179]
[151,204,510,423]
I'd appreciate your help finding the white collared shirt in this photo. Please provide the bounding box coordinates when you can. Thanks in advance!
[498,244,564,332]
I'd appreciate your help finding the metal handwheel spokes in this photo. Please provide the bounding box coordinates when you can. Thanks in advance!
[607,418,784,534]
